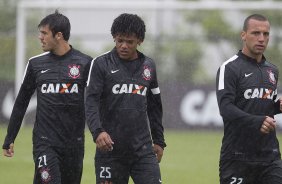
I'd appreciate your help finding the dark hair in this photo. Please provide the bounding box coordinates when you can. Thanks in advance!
[243,14,269,31]
[38,10,71,41]
[111,13,146,41]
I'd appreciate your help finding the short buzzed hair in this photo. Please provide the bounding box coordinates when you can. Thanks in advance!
[243,14,269,31]
[111,13,146,41]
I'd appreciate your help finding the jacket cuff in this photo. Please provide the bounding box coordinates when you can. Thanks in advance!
[2,138,13,150]
[153,140,167,150]
[93,128,105,142]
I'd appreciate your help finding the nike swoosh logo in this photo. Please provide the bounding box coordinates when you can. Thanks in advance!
[244,73,253,77]
[111,69,119,74]
[159,179,162,183]
[41,69,50,73]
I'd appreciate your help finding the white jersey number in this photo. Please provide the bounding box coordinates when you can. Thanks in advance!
[38,155,47,168]
[100,167,111,179]
[230,177,243,184]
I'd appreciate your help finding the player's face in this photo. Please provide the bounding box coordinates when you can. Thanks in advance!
[38,25,59,52]
[241,19,270,60]
[114,34,142,61]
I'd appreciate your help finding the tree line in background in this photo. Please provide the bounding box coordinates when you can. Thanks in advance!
[0,0,17,81]
[2,0,282,86]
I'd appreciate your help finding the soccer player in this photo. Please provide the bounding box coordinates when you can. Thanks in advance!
[216,14,282,183]
[2,10,93,184]
[86,13,166,184]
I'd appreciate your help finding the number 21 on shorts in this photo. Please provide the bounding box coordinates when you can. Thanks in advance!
[38,155,47,168]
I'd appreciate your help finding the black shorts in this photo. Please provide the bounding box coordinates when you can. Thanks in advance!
[220,159,282,184]
[95,154,162,184]
[33,144,84,184]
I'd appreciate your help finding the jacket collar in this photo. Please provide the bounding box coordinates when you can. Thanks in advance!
[238,50,266,65]
[112,47,145,62]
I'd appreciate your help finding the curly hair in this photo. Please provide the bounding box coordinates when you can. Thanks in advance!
[111,13,146,41]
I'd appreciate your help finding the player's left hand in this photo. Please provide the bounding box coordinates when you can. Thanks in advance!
[153,144,163,163]
[260,116,276,134]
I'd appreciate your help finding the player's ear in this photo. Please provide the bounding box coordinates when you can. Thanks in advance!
[241,31,246,41]
[137,39,143,46]
[56,32,63,40]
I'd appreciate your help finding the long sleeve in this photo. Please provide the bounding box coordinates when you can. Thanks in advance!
[2,61,36,149]
[147,69,166,149]
[85,59,105,142]
[274,99,281,115]
[273,70,281,115]
[216,63,265,130]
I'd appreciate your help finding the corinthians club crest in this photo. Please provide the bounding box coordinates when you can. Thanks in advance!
[142,66,152,81]
[40,168,51,183]
[68,64,80,79]
[267,69,276,85]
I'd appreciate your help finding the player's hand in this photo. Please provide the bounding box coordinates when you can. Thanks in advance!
[153,144,164,163]
[3,143,14,157]
[95,132,114,152]
[260,116,276,134]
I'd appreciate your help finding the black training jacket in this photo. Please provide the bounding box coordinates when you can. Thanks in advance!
[2,48,92,149]
[216,51,281,162]
[86,48,166,158]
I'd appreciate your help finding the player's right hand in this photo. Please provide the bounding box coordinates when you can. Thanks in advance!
[95,132,114,152]
[3,143,14,157]
[260,116,276,134]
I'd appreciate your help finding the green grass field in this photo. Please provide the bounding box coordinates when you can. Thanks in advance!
[0,125,225,183]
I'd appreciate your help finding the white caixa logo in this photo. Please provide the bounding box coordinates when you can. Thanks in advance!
[112,84,147,96]
[41,83,79,94]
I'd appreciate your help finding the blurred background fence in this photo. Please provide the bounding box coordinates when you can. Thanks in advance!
[2,0,282,129]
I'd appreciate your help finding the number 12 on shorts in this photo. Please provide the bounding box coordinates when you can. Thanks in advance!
[100,167,111,179]
[230,177,243,184]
